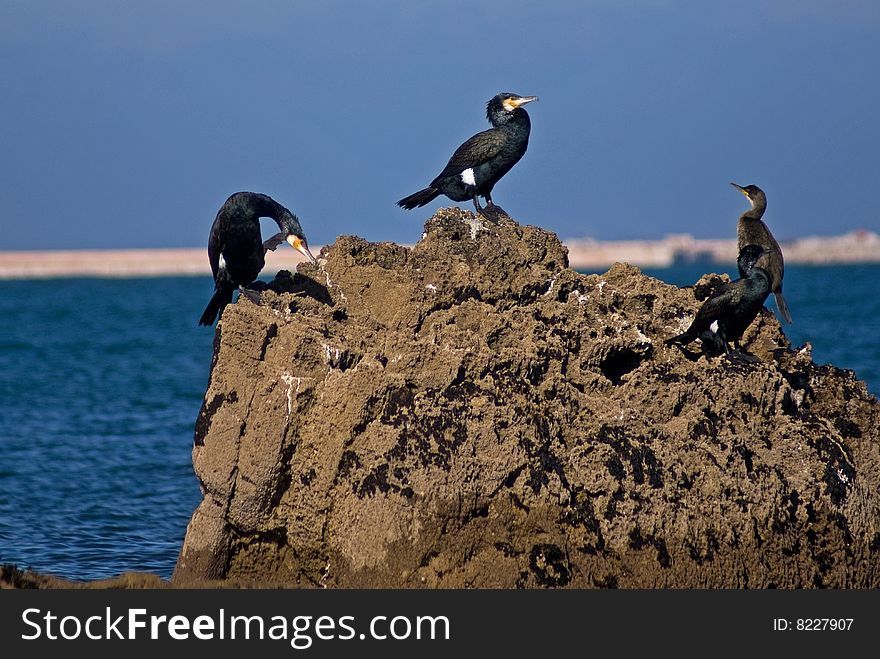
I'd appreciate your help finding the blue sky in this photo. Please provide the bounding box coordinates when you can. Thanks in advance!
[1,1,878,250]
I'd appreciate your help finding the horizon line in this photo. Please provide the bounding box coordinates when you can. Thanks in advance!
[1,230,879,279]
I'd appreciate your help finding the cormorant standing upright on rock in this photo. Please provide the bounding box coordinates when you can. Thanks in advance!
[397,92,538,216]
[665,244,772,358]
[731,182,792,324]
[199,192,316,326]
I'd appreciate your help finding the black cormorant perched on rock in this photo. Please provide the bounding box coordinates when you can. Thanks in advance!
[397,92,538,215]
[731,182,792,324]
[665,244,772,358]
[199,191,316,326]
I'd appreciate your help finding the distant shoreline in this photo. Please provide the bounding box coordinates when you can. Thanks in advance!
[0,247,313,280]
[1,230,879,279]
[565,229,880,269]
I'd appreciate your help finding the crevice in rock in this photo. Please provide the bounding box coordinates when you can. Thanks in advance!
[598,346,649,384]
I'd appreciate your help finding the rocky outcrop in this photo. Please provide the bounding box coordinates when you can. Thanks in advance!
[175,208,880,588]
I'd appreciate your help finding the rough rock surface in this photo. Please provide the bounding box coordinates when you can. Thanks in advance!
[175,208,880,588]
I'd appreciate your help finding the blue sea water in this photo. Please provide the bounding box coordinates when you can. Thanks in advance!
[0,277,213,581]
[0,266,878,581]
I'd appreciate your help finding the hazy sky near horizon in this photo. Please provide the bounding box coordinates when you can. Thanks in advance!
[1,1,878,250]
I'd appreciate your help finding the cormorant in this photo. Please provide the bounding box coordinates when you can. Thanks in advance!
[397,92,538,215]
[665,244,772,357]
[199,191,316,326]
[731,182,792,324]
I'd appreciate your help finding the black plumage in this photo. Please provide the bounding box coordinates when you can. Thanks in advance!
[665,244,772,357]
[397,92,538,215]
[731,182,792,324]
[199,191,316,326]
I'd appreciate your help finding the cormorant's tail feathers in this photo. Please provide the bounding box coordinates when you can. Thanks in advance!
[199,285,234,326]
[774,292,793,324]
[397,187,440,210]
[665,332,692,346]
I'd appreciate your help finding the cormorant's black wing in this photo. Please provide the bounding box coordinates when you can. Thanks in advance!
[691,282,741,329]
[206,217,225,280]
[434,128,507,180]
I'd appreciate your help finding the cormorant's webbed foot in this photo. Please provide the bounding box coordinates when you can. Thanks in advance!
[726,350,761,364]
[477,198,507,221]
[474,198,496,221]
[237,287,263,306]
[476,206,494,220]
[263,231,287,253]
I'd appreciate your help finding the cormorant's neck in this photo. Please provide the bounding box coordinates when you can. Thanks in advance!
[489,108,531,130]
[740,200,766,221]
[737,258,755,276]
[248,193,287,226]
[748,267,772,290]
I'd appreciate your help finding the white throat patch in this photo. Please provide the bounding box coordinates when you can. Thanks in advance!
[460,168,476,186]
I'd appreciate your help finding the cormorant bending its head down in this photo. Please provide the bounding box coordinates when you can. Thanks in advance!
[397,92,538,216]
[665,244,772,359]
[730,182,792,324]
[199,191,316,326]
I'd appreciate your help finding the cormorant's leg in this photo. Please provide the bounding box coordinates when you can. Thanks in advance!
[485,193,495,208]
[474,196,495,220]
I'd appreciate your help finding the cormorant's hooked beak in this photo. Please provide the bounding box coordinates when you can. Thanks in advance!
[730,182,754,207]
[287,234,317,264]
[509,95,538,108]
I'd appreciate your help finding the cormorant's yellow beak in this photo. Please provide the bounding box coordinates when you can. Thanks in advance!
[287,234,317,264]
[503,95,538,111]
